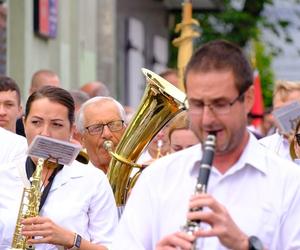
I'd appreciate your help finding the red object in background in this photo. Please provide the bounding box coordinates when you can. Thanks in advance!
[39,0,49,37]
[34,0,57,39]
[251,70,264,128]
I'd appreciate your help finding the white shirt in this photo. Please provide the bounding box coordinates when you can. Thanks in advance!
[0,127,27,164]
[259,131,292,161]
[0,157,118,250]
[112,134,300,250]
[137,149,153,164]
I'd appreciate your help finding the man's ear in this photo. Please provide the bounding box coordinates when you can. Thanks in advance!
[244,85,255,114]
[18,105,22,118]
[80,133,86,147]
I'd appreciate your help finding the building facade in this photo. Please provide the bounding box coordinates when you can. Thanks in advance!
[5,0,220,106]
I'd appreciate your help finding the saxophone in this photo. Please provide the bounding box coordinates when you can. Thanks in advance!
[181,133,216,250]
[11,158,45,250]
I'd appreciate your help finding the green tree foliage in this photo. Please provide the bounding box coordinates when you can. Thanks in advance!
[253,39,274,107]
[169,0,297,107]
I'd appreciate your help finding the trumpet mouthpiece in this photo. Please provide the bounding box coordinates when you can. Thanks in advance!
[103,140,114,151]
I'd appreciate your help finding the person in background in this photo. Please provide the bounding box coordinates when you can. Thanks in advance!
[69,90,91,165]
[16,69,60,137]
[167,111,199,153]
[261,106,275,136]
[112,40,300,250]
[259,80,300,160]
[80,81,110,98]
[70,90,90,112]
[69,89,90,144]
[76,96,127,173]
[0,76,22,133]
[124,105,135,123]
[29,69,60,95]
[0,86,118,249]
[137,126,170,165]
[247,113,263,139]
[0,75,27,165]
[289,119,300,164]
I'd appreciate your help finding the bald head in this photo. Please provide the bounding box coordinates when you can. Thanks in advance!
[80,81,110,98]
[30,70,60,94]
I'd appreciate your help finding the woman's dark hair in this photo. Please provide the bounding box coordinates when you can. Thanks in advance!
[25,86,75,125]
[184,40,253,95]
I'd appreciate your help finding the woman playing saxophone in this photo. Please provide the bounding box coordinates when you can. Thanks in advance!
[0,86,117,249]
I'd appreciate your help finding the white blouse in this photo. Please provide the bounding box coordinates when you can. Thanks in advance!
[0,157,118,249]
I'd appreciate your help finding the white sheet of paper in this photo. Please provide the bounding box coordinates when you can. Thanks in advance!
[272,101,300,134]
[27,135,81,165]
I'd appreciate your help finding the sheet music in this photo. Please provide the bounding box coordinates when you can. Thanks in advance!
[27,135,81,165]
[272,101,300,134]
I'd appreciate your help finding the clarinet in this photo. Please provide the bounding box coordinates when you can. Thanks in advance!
[181,133,216,250]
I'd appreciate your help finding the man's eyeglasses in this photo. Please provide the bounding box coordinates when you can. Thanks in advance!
[188,92,245,115]
[85,120,124,135]
[295,134,300,146]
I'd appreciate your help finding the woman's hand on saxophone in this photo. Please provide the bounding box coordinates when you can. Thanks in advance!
[155,231,196,250]
[21,216,74,248]
[188,193,249,250]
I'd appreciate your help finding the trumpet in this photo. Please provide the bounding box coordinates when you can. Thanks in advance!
[181,133,216,249]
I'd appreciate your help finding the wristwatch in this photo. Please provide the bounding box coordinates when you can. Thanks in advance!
[67,233,82,250]
[248,236,264,250]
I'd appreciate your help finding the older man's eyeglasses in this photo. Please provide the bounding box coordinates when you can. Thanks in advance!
[295,134,300,146]
[85,120,124,135]
[188,92,245,115]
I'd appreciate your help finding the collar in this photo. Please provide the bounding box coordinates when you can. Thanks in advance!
[225,133,268,175]
[191,133,268,176]
[50,160,85,191]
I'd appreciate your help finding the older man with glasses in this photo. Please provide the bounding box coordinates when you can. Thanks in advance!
[76,96,127,173]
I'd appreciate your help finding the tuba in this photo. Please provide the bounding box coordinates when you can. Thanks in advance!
[107,68,187,209]
[76,148,89,164]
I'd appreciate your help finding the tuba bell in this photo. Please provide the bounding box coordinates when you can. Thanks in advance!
[76,148,89,164]
[107,68,187,210]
